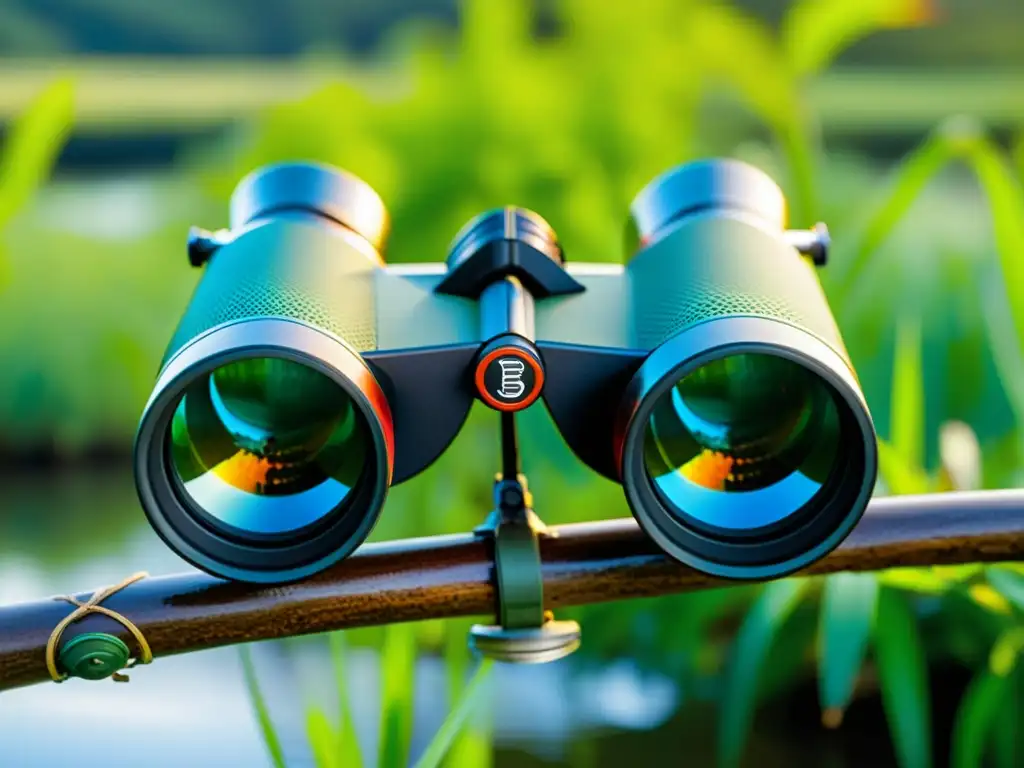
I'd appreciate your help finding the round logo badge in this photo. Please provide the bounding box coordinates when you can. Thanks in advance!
[474,347,544,412]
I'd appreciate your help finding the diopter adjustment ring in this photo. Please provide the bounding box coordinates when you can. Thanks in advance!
[228,162,390,252]
[627,158,788,250]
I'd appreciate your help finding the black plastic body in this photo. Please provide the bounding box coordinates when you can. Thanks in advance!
[364,345,479,484]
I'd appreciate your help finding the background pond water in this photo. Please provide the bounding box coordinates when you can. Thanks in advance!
[0,469,986,768]
[0,471,722,767]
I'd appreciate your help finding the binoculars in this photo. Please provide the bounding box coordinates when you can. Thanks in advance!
[133,158,878,585]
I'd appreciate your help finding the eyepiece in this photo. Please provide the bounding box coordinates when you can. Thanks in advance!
[230,162,390,252]
[626,159,787,249]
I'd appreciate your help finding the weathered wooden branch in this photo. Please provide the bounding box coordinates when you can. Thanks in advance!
[1,489,1022,692]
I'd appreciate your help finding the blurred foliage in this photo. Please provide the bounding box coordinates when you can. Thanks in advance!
[242,623,493,768]
[6,0,1020,467]
[0,78,73,232]
[712,318,1024,767]
[0,77,73,290]
[0,0,1023,766]
[240,646,288,768]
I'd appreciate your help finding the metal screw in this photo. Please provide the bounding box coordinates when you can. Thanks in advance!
[784,222,830,266]
[187,226,233,268]
[500,486,524,509]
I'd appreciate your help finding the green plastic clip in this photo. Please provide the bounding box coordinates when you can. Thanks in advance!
[58,633,133,682]
[469,474,581,664]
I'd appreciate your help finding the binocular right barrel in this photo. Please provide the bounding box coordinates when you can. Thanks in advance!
[612,160,877,579]
[133,157,877,585]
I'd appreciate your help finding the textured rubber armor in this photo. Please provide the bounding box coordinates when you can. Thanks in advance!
[627,213,851,368]
[162,219,379,368]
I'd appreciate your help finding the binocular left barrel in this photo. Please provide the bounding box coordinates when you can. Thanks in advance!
[134,159,877,584]
[135,164,396,583]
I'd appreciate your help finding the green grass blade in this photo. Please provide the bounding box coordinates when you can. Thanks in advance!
[987,568,1024,612]
[379,622,417,768]
[958,136,1024,394]
[306,707,342,768]
[441,619,485,766]
[951,669,1010,768]
[327,632,364,768]
[877,568,956,595]
[718,578,811,768]
[686,2,816,225]
[978,269,1024,432]
[0,241,9,294]
[953,629,1024,768]
[890,313,925,472]
[874,589,932,768]
[832,125,961,306]
[567,738,600,768]
[781,0,934,78]
[991,668,1019,768]
[818,572,879,725]
[776,119,820,230]
[413,659,495,768]
[444,620,470,705]
[239,645,288,768]
[755,599,820,704]
[688,2,793,127]
[876,439,932,496]
[1014,131,1024,178]
[445,725,493,768]
[989,629,1024,678]
[0,77,75,228]
[964,583,1013,616]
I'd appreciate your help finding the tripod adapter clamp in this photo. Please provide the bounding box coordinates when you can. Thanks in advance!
[468,473,581,664]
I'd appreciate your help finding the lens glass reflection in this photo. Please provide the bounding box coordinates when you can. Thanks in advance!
[643,352,841,530]
[168,356,369,536]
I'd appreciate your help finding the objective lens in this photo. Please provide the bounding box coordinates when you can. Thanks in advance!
[167,356,369,538]
[642,352,841,532]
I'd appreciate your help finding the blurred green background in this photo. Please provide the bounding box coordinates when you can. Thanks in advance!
[0,0,1023,767]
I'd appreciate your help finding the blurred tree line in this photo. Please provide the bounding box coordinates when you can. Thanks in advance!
[2,0,1023,68]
